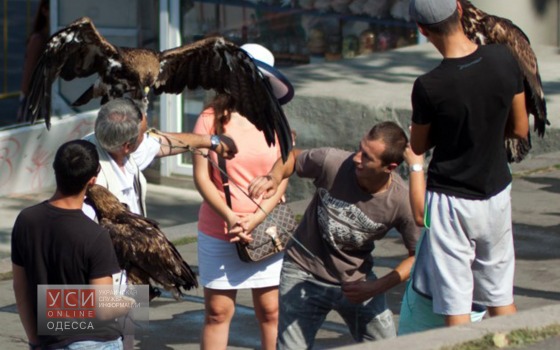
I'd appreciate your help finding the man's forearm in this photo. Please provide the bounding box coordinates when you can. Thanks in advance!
[506,92,529,139]
[270,148,300,183]
[148,130,210,157]
[378,255,415,292]
[167,132,211,149]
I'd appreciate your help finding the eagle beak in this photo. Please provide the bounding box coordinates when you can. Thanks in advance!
[142,87,150,105]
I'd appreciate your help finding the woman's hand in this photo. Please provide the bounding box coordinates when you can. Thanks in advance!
[238,213,259,235]
[225,213,253,243]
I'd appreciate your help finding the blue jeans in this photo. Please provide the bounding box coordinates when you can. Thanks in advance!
[63,338,123,350]
[277,258,396,349]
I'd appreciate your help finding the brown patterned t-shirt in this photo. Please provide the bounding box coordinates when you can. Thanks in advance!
[287,148,420,284]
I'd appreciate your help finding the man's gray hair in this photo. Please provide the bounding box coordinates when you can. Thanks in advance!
[95,98,143,152]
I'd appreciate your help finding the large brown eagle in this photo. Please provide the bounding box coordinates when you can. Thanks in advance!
[25,16,292,160]
[86,184,197,300]
[460,0,549,162]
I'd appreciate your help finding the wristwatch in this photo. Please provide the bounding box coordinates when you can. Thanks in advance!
[210,135,220,151]
[410,164,424,172]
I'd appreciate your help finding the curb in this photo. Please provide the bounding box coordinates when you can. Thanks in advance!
[339,304,560,350]
[510,151,560,176]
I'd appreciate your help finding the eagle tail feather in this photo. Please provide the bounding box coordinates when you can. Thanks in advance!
[25,55,51,128]
[275,108,294,162]
[528,91,548,137]
[505,135,531,163]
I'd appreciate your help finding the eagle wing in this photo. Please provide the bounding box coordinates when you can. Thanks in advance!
[483,16,548,137]
[100,214,198,300]
[155,36,293,161]
[460,1,548,162]
[25,16,119,129]
[25,17,293,161]
[86,184,198,300]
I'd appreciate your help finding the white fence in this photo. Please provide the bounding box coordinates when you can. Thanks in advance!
[0,112,96,196]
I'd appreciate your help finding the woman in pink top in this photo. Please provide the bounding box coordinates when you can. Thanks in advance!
[193,44,294,350]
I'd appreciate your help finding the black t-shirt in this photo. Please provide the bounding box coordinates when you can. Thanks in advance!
[11,201,122,347]
[411,44,523,199]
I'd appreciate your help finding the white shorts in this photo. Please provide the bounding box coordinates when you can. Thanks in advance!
[197,231,283,290]
[424,185,515,315]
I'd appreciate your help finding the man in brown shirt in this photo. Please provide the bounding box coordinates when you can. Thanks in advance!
[249,121,420,349]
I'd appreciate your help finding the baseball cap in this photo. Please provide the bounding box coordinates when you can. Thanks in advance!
[409,0,457,25]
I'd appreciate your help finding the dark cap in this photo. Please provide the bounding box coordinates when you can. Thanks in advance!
[409,0,457,25]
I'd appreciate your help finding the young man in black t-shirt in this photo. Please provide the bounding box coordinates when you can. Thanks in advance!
[408,0,529,327]
[12,140,126,349]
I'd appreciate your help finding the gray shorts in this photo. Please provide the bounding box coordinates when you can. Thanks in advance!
[424,185,515,315]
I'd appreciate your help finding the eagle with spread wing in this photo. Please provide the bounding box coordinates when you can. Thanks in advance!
[25,16,292,160]
[86,184,197,300]
[460,0,549,162]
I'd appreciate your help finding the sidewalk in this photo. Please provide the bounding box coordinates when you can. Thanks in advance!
[0,153,559,349]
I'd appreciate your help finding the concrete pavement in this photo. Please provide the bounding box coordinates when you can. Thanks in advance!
[0,152,559,349]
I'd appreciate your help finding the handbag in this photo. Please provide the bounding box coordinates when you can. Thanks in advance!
[236,202,297,262]
[218,156,297,262]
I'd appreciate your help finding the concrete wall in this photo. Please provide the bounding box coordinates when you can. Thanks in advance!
[470,0,559,46]
[0,113,95,196]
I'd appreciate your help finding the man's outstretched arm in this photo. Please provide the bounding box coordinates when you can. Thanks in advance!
[148,130,238,159]
[248,148,302,199]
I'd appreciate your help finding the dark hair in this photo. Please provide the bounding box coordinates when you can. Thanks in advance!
[31,0,49,35]
[53,140,100,195]
[367,121,408,165]
[419,8,460,35]
[205,93,236,134]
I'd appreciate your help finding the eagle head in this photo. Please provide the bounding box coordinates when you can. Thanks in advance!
[459,0,488,44]
[86,184,128,220]
[118,47,159,100]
